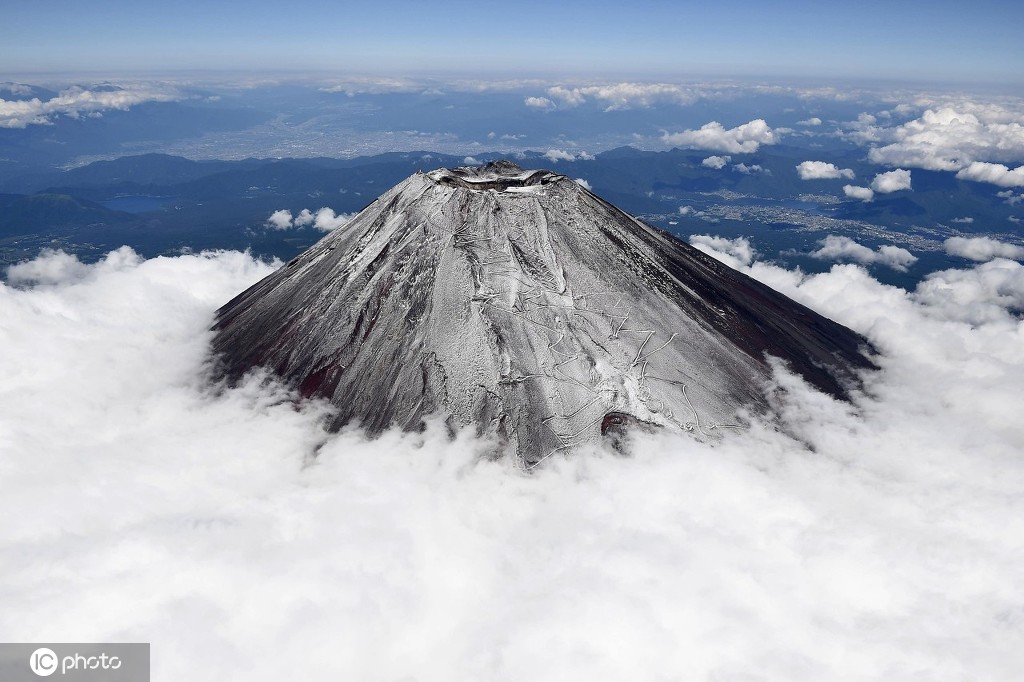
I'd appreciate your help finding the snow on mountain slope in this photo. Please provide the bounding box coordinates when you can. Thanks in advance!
[212,161,874,465]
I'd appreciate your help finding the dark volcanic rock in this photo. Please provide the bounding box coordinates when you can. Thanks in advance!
[211,161,874,465]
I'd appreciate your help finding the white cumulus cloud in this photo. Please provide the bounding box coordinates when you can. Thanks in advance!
[309,207,354,232]
[543,149,594,163]
[545,86,587,107]
[868,104,1024,173]
[797,117,823,126]
[702,155,731,169]
[809,235,917,271]
[688,235,756,267]
[871,168,913,194]
[524,96,555,110]
[662,119,778,154]
[733,163,769,175]
[955,162,1024,188]
[843,185,875,202]
[265,209,294,230]
[944,236,1024,262]
[914,257,1024,324]
[796,161,855,180]
[267,208,353,232]
[542,83,700,110]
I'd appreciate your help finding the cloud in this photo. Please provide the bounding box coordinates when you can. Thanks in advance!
[10,246,148,289]
[688,234,756,267]
[463,156,481,165]
[797,117,822,126]
[796,161,855,180]
[318,77,422,96]
[308,208,353,232]
[265,209,295,230]
[513,81,912,114]
[524,96,555,110]
[662,119,778,154]
[0,82,34,97]
[702,155,731,169]
[732,163,769,175]
[3,246,1023,680]
[678,206,693,216]
[950,217,974,224]
[944,236,1024,262]
[546,86,587,107]
[543,83,700,111]
[914,258,1024,324]
[0,83,180,128]
[996,190,1024,206]
[843,185,875,202]
[809,235,917,271]
[839,112,884,144]
[871,168,912,193]
[266,208,353,232]
[867,104,1024,172]
[955,162,1024,188]
[543,149,594,163]
[543,149,576,163]
[530,81,886,114]
[574,178,592,190]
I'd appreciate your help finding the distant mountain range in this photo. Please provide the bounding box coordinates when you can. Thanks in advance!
[1,149,1020,287]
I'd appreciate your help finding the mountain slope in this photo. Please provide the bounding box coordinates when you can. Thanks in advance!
[212,161,874,465]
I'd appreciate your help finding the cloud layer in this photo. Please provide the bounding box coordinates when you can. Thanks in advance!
[2,247,1023,681]
[0,83,180,128]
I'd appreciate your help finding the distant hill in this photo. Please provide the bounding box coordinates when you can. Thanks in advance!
[0,193,133,237]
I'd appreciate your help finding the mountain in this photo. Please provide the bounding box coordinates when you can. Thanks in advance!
[0,193,133,236]
[212,161,875,465]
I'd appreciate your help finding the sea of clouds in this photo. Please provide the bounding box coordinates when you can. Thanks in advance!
[1,242,1023,681]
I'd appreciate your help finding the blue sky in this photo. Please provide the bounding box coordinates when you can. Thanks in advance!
[2,0,1023,85]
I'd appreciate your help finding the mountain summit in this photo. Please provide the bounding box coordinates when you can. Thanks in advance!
[211,161,873,465]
